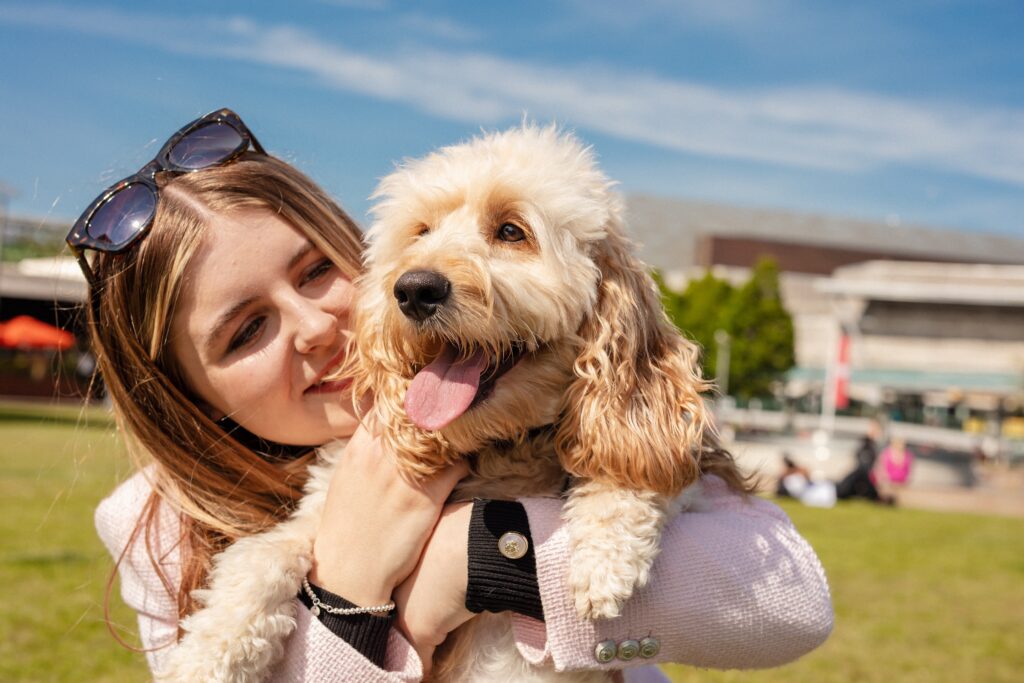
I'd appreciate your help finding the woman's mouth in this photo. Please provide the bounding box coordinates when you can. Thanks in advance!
[304,349,351,395]
[305,378,352,395]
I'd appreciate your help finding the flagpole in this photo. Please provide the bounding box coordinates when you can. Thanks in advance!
[820,320,840,436]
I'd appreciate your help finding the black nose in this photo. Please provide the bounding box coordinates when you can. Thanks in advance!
[393,270,451,321]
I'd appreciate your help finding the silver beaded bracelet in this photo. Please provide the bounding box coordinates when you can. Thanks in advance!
[301,576,396,617]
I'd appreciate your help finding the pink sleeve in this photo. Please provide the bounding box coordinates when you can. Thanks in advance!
[94,470,424,682]
[511,476,834,673]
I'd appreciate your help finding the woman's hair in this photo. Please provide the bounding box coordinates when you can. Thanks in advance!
[88,153,364,625]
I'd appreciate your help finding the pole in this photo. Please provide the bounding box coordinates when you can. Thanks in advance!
[820,320,841,435]
[714,329,731,398]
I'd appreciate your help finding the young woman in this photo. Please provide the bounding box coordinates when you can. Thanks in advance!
[79,109,833,680]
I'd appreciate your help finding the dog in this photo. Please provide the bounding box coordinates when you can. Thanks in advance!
[158,125,743,682]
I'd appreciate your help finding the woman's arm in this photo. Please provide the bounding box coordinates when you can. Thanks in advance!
[512,475,834,672]
[94,470,425,682]
[396,475,832,674]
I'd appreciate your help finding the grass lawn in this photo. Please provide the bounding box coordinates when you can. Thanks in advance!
[665,498,1024,682]
[2,401,1023,682]
[0,402,148,682]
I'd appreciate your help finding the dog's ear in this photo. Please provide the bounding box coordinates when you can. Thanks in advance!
[554,225,711,496]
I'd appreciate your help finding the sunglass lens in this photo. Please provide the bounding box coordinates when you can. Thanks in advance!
[87,183,157,248]
[168,122,245,170]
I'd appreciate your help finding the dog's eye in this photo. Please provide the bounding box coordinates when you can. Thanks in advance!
[497,223,526,243]
[416,225,431,237]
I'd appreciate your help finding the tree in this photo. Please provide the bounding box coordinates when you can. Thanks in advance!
[720,258,795,399]
[656,258,795,400]
[655,269,732,380]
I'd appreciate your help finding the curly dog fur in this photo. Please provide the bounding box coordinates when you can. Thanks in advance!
[157,125,743,682]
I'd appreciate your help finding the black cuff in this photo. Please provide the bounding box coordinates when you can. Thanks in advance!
[465,499,544,621]
[298,580,393,668]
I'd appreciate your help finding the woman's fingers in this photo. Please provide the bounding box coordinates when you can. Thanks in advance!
[392,501,473,675]
[312,426,470,602]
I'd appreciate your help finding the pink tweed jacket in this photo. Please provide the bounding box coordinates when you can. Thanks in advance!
[95,470,832,681]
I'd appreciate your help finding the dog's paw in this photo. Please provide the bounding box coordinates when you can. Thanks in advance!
[571,581,626,620]
[564,482,672,620]
[568,553,645,620]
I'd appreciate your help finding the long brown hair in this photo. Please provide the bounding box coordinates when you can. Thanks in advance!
[88,154,364,626]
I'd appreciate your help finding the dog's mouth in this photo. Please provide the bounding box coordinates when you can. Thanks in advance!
[404,342,529,431]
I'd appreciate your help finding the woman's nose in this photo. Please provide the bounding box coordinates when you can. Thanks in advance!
[293,301,338,354]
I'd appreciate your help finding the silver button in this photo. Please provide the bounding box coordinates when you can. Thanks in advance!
[498,531,529,560]
[639,637,660,658]
[594,639,617,663]
[617,639,640,661]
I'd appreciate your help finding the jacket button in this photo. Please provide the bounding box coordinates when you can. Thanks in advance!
[498,531,529,559]
[617,639,640,661]
[594,640,617,663]
[639,637,660,658]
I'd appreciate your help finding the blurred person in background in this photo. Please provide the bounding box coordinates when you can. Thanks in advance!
[776,454,811,498]
[878,437,914,490]
[836,431,895,505]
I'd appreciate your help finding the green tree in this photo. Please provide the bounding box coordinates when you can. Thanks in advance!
[720,257,795,399]
[655,269,734,380]
[656,258,795,400]
[651,269,684,327]
[677,271,734,380]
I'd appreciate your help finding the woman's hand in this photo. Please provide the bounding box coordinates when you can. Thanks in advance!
[393,502,475,674]
[308,420,469,607]
[391,501,475,671]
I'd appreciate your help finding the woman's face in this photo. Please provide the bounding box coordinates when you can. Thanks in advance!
[171,207,360,445]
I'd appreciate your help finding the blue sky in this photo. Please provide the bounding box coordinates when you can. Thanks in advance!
[1,0,1022,237]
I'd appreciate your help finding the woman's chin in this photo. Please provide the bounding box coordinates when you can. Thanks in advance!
[314,403,362,442]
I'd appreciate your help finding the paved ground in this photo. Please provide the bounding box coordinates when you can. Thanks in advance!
[895,480,1024,518]
[729,432,1024,518]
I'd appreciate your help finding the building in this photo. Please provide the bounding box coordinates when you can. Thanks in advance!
[624,195,1024,430]
[814,261,1024,426]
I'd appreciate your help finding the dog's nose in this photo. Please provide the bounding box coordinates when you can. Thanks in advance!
[393,270,451,321]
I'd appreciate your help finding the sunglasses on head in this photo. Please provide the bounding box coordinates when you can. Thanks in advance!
[66,108,266,286]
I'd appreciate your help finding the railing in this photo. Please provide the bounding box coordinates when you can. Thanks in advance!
[716,405,1023,459]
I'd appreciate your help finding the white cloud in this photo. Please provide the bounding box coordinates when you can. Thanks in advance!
[397,13,481,43]
[4,4,1022,186]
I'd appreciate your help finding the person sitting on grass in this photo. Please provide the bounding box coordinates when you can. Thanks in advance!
[836,434,895,505]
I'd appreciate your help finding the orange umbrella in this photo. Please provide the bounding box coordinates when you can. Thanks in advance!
[0,315,75,351]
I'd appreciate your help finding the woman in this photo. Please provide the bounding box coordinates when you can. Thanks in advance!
[878,438,914,487]
[80,109,832,680]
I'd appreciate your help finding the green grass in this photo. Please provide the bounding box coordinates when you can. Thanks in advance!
[0,402,148,683]
[2,401,1023,682]
[665,500,1024,683]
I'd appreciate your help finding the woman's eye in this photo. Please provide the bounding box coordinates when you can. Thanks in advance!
[228,317,264,353]
[302,258,335,284]
[497,223,526,242]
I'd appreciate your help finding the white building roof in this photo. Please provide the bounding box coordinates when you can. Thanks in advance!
[0,257,86,303]
[817,261,1024,306]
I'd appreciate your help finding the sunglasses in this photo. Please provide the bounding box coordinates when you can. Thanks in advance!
[66,108,266,286]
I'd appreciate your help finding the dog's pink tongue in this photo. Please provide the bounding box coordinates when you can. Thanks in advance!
[405,346,488,431]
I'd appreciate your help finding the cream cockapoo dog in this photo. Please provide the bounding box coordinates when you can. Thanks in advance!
[159,125,739,682]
